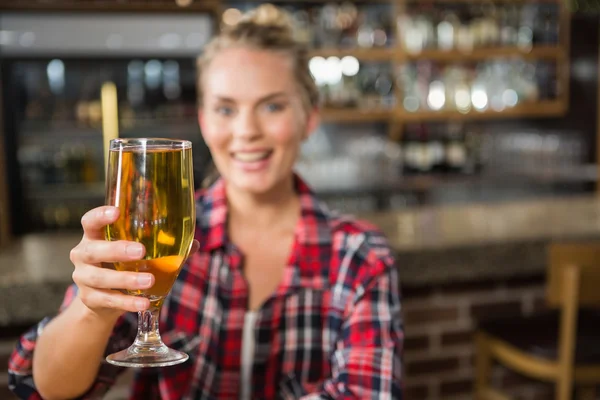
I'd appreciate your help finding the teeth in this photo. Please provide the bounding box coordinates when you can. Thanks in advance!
[233,152,270,162]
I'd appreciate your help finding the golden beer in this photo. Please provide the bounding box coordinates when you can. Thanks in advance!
[105,142,195,307]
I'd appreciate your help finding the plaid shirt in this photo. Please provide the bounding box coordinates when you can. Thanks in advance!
[9,176,404,399]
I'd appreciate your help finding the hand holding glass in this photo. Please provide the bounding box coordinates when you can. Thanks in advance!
[104,138,195,367]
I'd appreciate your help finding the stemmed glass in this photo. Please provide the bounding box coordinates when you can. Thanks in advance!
[104,138,195,367]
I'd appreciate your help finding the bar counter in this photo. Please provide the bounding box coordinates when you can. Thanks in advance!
[2,194,600,326]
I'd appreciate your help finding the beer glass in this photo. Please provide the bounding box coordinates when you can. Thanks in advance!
[104,138,195,367]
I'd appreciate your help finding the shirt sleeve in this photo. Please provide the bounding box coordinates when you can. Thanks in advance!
[7,283,137,400]
[286,233,405,400]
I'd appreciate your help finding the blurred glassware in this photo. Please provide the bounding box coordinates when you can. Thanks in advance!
[399,2,559,54]
[399,60,555,113]
[296,129,403,193]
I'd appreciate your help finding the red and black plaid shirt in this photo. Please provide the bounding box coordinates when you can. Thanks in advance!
[9,176,404,399]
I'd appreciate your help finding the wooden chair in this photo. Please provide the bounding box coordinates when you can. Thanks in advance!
[474,241,600,400]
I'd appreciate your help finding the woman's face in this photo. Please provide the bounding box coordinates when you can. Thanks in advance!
[199,47,318,195]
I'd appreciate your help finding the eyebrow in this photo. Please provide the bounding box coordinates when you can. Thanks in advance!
[214,92,288,103]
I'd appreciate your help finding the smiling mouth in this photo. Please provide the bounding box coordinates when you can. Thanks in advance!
[232,151,272,162]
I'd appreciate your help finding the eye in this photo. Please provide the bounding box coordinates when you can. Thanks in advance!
[264,102,285,113]
[215,106,234,116]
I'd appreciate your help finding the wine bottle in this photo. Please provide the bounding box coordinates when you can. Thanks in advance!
[444,123,468,173]
[463,126,484,174]
[414,124,435,174]
[429,126,446,172]
[402,126,419,174]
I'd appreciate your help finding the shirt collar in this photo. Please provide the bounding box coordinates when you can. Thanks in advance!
[197,174,332,252]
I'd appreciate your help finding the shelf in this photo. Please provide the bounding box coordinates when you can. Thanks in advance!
[320,108,393,123]
[25,182,105,200]
[0,1,220,13]
[401,170,596,192]
[20,121,102,136]
[506,164,598,184]
[19,119,198,135]
[120,119,199,130]
[398,100,566,122]
[399,0,560,3]
[400,46,564,62]
[308,47,395,61]
[306,46,562,64]
[228,0,555,3]
[227,0,390,3]
[320,101,565,123]
[314,166,596,197]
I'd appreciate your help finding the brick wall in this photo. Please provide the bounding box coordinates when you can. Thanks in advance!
[402,276,555,400]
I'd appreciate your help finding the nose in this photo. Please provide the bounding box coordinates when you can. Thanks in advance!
[232,109,261,141]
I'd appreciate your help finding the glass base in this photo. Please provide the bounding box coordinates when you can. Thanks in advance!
[106,344,189,368]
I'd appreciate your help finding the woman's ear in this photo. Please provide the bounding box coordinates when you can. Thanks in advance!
[304,107,321,140]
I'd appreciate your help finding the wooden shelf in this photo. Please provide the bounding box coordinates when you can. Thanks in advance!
[402,169,596,191]
[308,47,395,62]
[398,100,566,122]
[0,1,220,13]
[321,108,393,123]
[307,46,562,63]
[25,182,105,200]
[224,0,555,3]
[400,46,564,62]
[315,166,596,197]
[320,101,565,123]
[223,0,390,3]
[398,0,560,3]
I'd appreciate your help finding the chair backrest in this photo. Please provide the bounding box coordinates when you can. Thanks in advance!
[547,241,600,308]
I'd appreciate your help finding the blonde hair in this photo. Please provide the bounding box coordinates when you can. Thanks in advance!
[197,4,320,111]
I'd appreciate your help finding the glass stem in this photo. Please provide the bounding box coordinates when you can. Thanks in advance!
[133,306,164,350]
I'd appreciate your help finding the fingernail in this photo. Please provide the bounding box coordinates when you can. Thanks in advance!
[126,244,144,258]
[135,298,147,311]
[104,208,116,218]
[137,274,152,288]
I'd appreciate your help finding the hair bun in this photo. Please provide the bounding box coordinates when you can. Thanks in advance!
[239,3,294,33]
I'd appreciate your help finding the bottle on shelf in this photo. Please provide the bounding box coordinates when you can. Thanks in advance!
[317,62,394,110]
[339,3,359,48]
[400,2,558,53]
[356,11,376,49]
[357,65,380,109]
[444,122,468,173]
[402,126,419,174]
[437,11,459,51]
[401,59,556,113]
[429,126,446,173]
[533,4,559,45]
[374,66,395,109]
[292,10,313,46]
[403,124,436,174]
[463,125,485,174]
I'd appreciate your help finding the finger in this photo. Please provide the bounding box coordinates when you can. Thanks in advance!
[72,264,154,291]
[73,239,145,265]
[190,239,200,255]
[81,288,150,313]
[81,206,120,240]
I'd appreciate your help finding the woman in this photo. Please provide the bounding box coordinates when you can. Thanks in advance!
[9,5,404,399]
